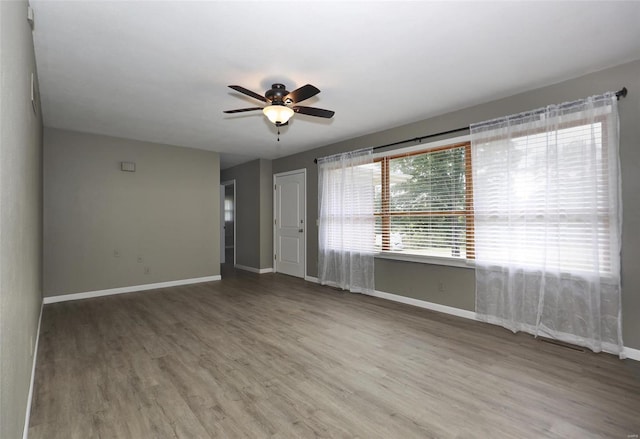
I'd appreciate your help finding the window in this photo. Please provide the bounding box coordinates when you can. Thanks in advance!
[374,141,474,260]
[319,153,375,253]
[344,97,616,274]
[224,198,234,222]
[470,93,623,355]
[472,115,618,277]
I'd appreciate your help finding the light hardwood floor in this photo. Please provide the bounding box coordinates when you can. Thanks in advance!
[29,267,640,438]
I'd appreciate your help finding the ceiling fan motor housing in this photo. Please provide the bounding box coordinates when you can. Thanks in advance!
[265,83,290,104]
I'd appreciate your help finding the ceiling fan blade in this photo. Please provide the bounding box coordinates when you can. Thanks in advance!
[285,84,320,104]
[228,85,267,102]
[293,106,335,118]
[223,107,263,114]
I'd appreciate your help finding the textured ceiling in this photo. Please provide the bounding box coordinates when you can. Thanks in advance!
[31,1,640,169]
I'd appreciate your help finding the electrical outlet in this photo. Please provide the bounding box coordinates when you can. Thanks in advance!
[114,250,120,258]
[438,281,445,293]
[144,266,150,275]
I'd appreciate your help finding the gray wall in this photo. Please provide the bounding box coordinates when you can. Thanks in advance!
[259,159,273,269]
[0,1,44,438]
[273,59,640,350]
[221,159,273,270]
[44,128,220,296]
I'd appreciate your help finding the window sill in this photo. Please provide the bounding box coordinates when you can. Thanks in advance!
[375,252,475,269]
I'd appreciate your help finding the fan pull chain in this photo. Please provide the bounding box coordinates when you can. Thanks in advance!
[277,127,280,142]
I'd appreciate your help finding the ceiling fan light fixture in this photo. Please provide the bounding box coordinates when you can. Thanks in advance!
[263,104,294,125]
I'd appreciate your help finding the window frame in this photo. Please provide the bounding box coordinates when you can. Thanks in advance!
[373,135,476,268]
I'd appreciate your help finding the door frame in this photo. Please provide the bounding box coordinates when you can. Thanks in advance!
[273,169,307,279]
[221,179,236,267]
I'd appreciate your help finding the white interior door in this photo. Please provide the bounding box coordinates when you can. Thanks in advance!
[274,170,305,278]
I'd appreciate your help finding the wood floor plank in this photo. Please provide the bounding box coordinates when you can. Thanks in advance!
[29,268,640,438]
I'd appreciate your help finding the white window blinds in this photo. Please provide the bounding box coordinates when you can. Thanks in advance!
[374,143,474,259]
[472,111,618,276]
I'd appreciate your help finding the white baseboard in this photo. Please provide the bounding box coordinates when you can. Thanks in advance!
[622,346,640,361]
[365,289,478,321]
[304,276,319,283]
[23,301,43,439]
[43,275,221,304]
[363,289,639,362]
[235,264,273,274]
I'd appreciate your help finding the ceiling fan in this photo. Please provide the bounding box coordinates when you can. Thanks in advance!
[223,83,335,127]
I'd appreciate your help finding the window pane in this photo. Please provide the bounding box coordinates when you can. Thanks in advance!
[390,215,467,258]
[389,147,466,213]
[376,144,470,259]
[320,161,376,252]
[372,161,382,214]
[474,121,615,275]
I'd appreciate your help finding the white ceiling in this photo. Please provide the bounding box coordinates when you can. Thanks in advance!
[31,1,640,169]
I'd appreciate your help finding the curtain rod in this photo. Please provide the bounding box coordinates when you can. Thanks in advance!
[313,87,628,164]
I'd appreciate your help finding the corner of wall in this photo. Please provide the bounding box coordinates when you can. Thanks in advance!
[259,159,274,269]
[0,1,44,438]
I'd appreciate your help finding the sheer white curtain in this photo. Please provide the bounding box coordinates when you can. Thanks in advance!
[471,92,623,357]
[318,148,375,293]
